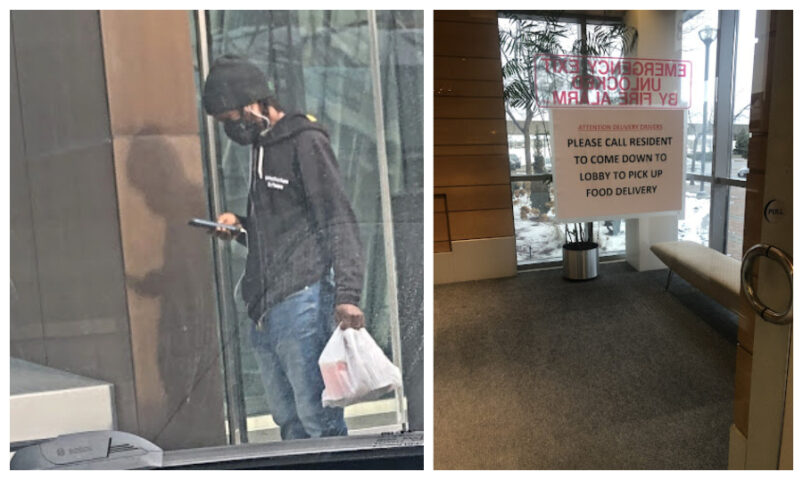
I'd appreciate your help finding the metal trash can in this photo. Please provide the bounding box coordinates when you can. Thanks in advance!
[562,242,599,280]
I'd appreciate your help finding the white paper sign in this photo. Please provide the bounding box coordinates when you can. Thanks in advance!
[551,108,684,221]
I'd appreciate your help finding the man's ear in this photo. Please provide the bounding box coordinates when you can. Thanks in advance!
[266,105,282,123]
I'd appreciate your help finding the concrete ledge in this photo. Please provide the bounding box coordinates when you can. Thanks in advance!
[435,236,517,284]
[243,397,405,443]
[11,358,115,443]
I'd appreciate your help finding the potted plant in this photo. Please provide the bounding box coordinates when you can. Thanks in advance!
[562,221,599,280]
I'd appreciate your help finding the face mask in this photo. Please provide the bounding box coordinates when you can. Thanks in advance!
[223,117,263,145]
[223,107,272,146]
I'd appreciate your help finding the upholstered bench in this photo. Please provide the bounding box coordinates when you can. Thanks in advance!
[650,240,741,314]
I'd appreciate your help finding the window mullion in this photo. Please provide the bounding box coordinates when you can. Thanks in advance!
[709,11,739,252]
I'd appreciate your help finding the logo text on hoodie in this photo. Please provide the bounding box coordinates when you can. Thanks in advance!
[265,175,289,190]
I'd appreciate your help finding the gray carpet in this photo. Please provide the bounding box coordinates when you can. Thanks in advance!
[434,262,737,469]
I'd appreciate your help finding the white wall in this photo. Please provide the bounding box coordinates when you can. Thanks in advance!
[435,237,517,284]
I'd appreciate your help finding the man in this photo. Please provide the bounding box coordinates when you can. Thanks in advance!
[202,55,365,440]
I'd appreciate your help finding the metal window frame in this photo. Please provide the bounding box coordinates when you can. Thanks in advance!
[708,10,740,253]
[499,10,625,26]
[194,9,248,446]
[510,174,553,183]
[367,10,408,430]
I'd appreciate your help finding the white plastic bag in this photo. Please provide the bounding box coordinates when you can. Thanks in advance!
[318,327,402,408]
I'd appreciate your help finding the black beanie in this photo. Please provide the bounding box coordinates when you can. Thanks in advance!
[202,55,272,115]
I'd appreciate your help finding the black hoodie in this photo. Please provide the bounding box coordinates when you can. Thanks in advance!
[236,113,364,323]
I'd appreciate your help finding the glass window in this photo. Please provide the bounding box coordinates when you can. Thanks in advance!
[499,13,628,266]
[201,10,423,443]
[511,180,625,264]
[682,11,718,179]
[679,11,717,247]
[507,131,552,176]
[724,11,755,258]
[679,178,711,245]
[512,180,563,263]
[731,11,756,180]
[680,10,751,255]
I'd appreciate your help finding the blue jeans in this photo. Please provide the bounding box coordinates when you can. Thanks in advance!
[250,278,348,440]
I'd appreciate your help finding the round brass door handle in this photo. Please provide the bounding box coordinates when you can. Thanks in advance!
[741,244,793,325]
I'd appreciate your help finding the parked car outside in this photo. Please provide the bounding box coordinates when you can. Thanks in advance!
[509,153,521,171]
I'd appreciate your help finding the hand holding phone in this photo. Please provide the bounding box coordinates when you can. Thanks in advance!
[189,214,244,240]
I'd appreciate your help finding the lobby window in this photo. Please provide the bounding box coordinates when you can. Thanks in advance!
[498,12,631,267]
[680,10,752,258]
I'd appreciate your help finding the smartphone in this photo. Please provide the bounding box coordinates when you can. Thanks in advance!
[188,218,245,234]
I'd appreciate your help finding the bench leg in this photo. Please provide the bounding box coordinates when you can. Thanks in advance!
[665,270,673,291]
